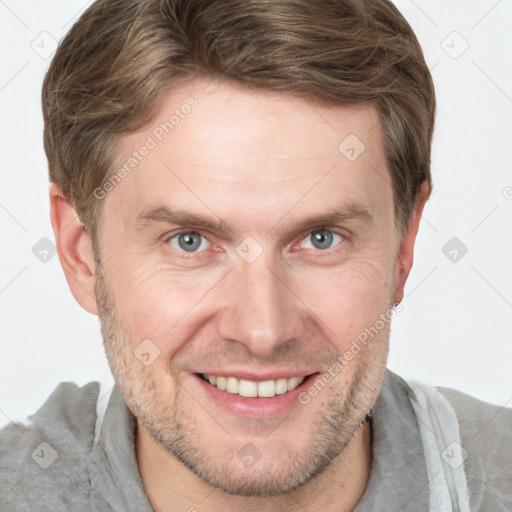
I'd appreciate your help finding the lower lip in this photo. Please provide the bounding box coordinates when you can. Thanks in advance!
[191,372,321,419]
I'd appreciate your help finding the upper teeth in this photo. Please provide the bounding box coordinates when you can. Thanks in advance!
[202,374,306,398]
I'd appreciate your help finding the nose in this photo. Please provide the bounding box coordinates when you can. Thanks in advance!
[216,256,303,359]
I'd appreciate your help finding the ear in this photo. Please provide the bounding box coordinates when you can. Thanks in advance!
[392,181,431,305]
[49,184,98,315]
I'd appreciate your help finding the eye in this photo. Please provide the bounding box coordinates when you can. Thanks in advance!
[300,229,343,250]
[167,231,211,253]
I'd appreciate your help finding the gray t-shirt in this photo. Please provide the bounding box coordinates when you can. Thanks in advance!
[1,369,511,511]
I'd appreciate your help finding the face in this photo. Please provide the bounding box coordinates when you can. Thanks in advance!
[93,77,400,497]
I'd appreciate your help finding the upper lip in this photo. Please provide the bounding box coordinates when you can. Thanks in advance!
[194,369,319,382]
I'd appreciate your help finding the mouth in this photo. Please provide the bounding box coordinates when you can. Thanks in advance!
[192,371,321,419]
[198,372,312,398]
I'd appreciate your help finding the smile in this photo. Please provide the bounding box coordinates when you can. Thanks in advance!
[200,373,307,398]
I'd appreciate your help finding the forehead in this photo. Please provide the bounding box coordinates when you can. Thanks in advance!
[106,78,392,232]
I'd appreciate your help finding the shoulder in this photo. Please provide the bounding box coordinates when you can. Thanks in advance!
[0,381,102,508]
[437,386,512,433]
[437,386,512,511]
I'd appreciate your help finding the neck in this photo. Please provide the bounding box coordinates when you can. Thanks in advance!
[136,421,372,512]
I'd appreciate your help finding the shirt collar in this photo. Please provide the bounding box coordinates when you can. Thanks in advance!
[354,369,429,511]
[87,387,154,511]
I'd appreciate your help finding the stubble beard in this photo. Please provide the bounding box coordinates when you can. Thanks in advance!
[94,262,389,498]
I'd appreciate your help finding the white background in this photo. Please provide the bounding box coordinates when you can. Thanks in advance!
[0,0,511,428]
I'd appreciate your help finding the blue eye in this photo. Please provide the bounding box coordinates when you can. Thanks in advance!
[168,231,210,253]
[302,229,343,250]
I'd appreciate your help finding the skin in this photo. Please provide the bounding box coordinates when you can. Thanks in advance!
[50,77,429,512]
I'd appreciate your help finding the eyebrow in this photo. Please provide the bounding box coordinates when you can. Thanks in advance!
[133,202,372,235]
[135,206,231,232]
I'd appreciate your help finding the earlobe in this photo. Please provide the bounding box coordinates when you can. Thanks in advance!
[49,184,99,315]
[392,181,431,305]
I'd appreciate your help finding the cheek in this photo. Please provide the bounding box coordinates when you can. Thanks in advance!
[106,259,227,356]
[292,258,393,349]
[102,236,394,365]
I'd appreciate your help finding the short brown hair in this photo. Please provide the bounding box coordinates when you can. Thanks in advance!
[43,0,435,245]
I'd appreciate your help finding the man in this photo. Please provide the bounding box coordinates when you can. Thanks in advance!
[1,0,511,510]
